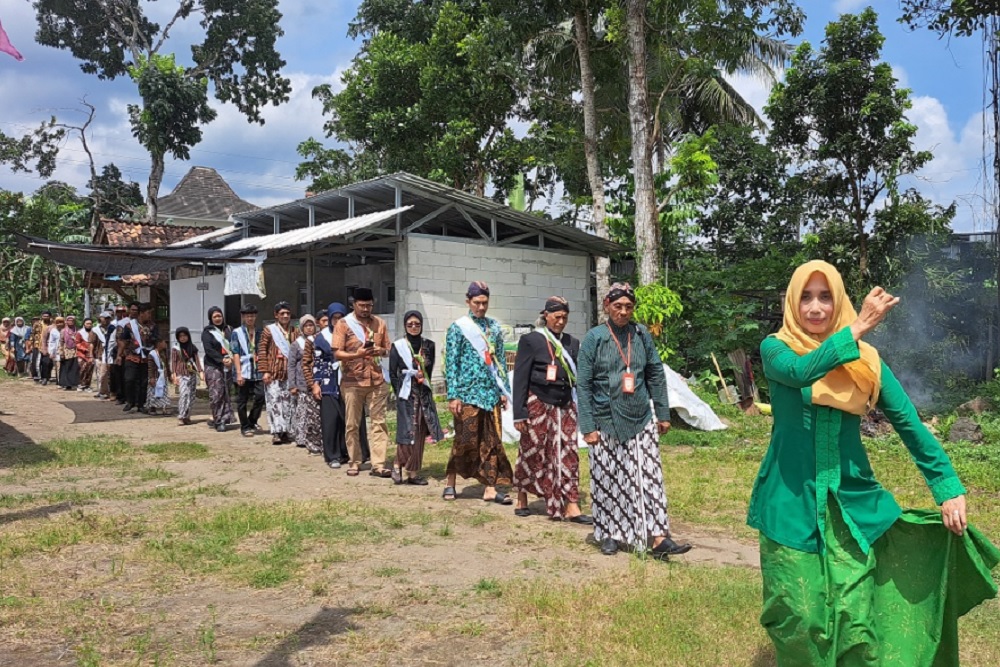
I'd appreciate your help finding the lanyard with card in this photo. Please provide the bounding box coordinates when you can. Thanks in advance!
[606,323,635,394]
[544,336,558,382]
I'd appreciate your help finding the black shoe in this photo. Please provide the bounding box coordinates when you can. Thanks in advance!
[568,515,594,525]
[404,476,428,486]
[41,380,48,386]
[600,538,619,556]
[514,508,531,517]
[137,407,148,414]
[122,404,134,413]
[652,537,692,557]
[391,468,402,484]
[115,399,124,405]
[216,424,227,433]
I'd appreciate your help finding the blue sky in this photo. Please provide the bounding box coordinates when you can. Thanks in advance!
[0,1,991,231]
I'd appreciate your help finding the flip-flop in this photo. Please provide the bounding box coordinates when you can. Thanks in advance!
[514,508,530,517]
[442,486,456,501]
[485,492,513,505]
[346,468,360,477]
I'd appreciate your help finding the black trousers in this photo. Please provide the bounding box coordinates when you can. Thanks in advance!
[30,350,40,378]
[236,379,265,431]
[320,394,369,463]
[40,354,53,381]
[123,359,148,408]
[58,357,80,389]
[110,362,123,399]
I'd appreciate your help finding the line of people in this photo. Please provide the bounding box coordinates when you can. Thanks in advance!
[7,280,694,560]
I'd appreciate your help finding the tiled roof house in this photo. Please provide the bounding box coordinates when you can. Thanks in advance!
[156,166,258,228]
[91,219,217,286]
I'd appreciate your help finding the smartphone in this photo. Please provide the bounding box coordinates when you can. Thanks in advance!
[364,341,374,349]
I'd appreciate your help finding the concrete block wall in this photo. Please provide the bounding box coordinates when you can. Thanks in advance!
[401,235,592,383]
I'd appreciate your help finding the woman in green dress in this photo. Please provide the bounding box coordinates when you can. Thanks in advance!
[749,260,998,666]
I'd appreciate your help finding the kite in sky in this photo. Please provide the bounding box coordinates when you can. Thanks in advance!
[0,19,25,62]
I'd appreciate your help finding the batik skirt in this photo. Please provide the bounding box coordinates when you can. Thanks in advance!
[395,383,444,474]
[205,366,233,426]
[177,374,197,420]
[446,404,513,487]
[760,500,1000,667]
[292,393,322,454]
[590,420,670,550]
[513,394,580,519]
[265,378,294,435]
[145,377,172,411]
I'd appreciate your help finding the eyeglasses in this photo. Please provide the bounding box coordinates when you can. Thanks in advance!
[405,321,421,328]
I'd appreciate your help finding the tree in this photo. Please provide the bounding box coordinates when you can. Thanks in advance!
[899,0,997,36]
[0,118,64,179]
[89,164,144,224]
[32,0,292,221]
[307,1,533,199]
[766,9,931,289]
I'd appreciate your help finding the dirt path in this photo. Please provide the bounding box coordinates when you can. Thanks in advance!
[0,379,760,665]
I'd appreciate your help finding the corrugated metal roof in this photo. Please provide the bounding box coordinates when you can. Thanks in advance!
[222,207,410,252]
[169,225,243,247]
[232,172,621,256]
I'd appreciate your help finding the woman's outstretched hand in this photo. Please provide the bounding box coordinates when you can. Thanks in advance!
[942,495,968,536]
[850,287,900,341]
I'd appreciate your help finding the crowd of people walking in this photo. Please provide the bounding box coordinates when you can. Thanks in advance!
[3,280,693,560]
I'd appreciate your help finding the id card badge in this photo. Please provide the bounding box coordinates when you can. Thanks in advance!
[622,371,636,394]
[484,349,493,366]
[546,364,558,382]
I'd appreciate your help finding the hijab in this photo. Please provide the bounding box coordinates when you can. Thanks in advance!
[175,327,198,357]
[774,260,881,416]
[10,317,29,339]
[298,314,317,340]
[403,310,423,349]
[0,318,9,340]
[62,316,78,348]
[326,302,348,331]
[205,306,224,331]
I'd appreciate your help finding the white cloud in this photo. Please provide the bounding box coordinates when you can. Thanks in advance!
[833,0,871,13]
[725,72,778,119]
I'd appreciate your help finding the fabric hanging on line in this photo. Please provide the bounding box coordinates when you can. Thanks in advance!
[224,253,267,297]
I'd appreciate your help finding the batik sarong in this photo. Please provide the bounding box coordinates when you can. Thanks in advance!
[292,394,322,454]
[145,384,172,411]
[446,404,513,486]
[761,500,1000,667]
[177,375,197,420]
[590,419,669,550]
[205,366,233,426]
[395,382,443,474]
[513,394,580,519]
[265,378,293,435]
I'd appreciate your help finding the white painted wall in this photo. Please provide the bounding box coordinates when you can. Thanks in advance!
[170,273,225,354]
[400,235,592,383]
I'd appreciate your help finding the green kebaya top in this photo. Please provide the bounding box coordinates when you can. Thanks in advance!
[747,326,966,555]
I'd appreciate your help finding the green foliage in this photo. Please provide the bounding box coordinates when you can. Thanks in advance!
[89,164,143,220]
[900,0,997,37]
[633,283,683,360]
[0,118,65,179]
[766,8,932,291]
[127,53,217,163]
[0,186,89,315]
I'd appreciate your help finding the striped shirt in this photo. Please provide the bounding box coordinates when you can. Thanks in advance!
[577,321,670,442]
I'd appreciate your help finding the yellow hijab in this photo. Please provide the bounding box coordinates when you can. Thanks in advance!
[774,260,881,416]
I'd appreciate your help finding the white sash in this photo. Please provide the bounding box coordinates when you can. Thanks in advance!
[94,326,106,347]
[235,326,253,379]
[343,313,367,344]
[129,319,146,358]
[540,327,578,403]
[151,351,166,398]
[455,316,511,400]
[318,328,342,386]
[208,328,230,354]
[267,323,291,358]
[105,326,117,363]
[296,336,308,350]
[393,338,420,400]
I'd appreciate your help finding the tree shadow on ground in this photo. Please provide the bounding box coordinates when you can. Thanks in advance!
[252,606,360,667]
[0,418,53,469]
[0,501,74,526]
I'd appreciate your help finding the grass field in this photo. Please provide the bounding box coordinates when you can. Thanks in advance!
[1,384,998,665]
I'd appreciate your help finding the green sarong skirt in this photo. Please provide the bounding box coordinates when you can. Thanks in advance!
[760,501,999,666]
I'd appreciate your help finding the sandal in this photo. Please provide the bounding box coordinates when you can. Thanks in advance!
[514,507,530,517]
[442,486,456,501]
[346,468,360,477]
[484,492,513,505]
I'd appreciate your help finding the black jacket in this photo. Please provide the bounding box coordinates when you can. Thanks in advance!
[512,329,579,420]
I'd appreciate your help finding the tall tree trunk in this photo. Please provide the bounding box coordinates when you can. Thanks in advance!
[574,6,612,319]
[625,0,661,286]
[147,152,165,223]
